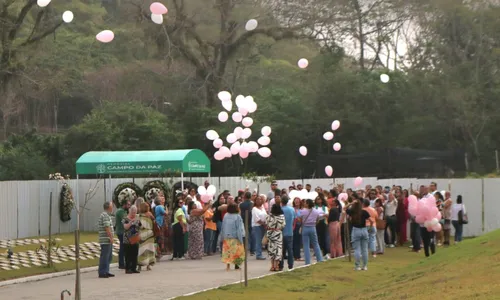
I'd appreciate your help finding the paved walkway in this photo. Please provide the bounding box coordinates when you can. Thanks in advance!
[2,254,307,300]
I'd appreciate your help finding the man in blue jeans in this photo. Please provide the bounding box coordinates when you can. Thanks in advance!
[279,196,295,271]
[98,202,114,278]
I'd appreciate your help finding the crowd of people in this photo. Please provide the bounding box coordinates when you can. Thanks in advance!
[96,180,468,278]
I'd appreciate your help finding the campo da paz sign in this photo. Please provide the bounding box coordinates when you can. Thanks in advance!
[93,161,208,174]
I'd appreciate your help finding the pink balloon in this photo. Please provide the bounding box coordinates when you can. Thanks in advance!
[218,111,228,122]
[239,150,249,159]
[261,126,271,136]
[408,195,418,206]
[338,193,348,201]
[213,138,223,148]
[200,194,211,203]
[325,165,333,177]
[323,132,334,141]
[435,211,442,220]
[221,100,232,111]
[258,147,271,158]
[214,151,224,161]
[220,146,231,158]
[234,127,243,139]
[354,176,363,187]
[150,2,168,14]
[238,107,248,116]
[415,214,425,224]
[408,205,417,216]
[333,142,341,152]
[241,128,252,139]
[257,136,270,146]
[230,142,241,155]
[242,117,253,127]
[432,223,442,232]
[232,112,243,122]
[429,206,439,218]
[248,141,259,152]
[299,146,307,156]
[96,30,114,43]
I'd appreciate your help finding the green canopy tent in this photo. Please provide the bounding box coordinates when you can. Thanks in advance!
[75,149,211,206]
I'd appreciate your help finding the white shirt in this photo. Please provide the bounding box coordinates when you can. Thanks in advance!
[251,207,268,227]
[268,198,276,211]
[451,204,466,221]
[151,202,156,209]
[385,200,398,216]
[194,199,202,209]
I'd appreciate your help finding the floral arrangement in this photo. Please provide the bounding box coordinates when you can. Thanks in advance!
[113,182,143,208]
[142,180,170,205]
[50,173,74,222]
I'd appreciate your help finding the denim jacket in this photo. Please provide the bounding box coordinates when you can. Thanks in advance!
[218,213,245,244]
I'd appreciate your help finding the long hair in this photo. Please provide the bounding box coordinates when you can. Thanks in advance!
[350,200,362,224]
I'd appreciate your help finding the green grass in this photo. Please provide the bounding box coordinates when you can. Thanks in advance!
[180,230,500,300]
[0,232,115,282]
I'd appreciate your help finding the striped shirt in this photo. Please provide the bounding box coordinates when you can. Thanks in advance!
[98,212,114,244]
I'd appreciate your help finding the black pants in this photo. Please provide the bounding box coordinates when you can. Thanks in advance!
[411,222,421,250]
[172,223,185,258]
[316,221,328,255]
[420,227,435,257]
[340,223,346,253]
[124,243,138,272]
[385,215,397,245]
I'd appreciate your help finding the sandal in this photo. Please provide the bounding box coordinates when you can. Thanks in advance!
[269,267,276,271]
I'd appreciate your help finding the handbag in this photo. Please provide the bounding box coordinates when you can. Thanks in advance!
[458,204,468,224]
[376,219,386,230]
[299,209,313,235]
[153,221,162,237]
[128,233,140,244]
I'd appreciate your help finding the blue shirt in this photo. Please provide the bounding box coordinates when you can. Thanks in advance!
[218,213,245,244]
[239,200,253,230]
[282,206,295,237]
[155,205,166,226]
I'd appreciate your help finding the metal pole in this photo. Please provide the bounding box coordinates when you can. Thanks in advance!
[48,192,53,267]
[496,150,499,173]
[244,210,249,287]
[464,153,469,173]
[181,173,184,191]
[481,178,485,233]
[104,177,107,203]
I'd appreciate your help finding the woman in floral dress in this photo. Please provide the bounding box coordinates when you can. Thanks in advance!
[219,203,246,271]
[187,201,211,259]
[266,204,286,271]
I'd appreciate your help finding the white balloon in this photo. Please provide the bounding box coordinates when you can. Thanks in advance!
[218,91,231,102]
[241,142,251,152]
[323,131,334,141]
[247,101,257,113]
[380,74,390,83]
[151,13,163,24]
[298,58,308,69]
[197,186,207,195]
[37,0,51,7]
[226,133,237,144]
[206,130,218,140]
[331,120,340,131]
[258,147,271,158]
[234,127,243,139]
[235,95,245,108]
[241,128,252,139]
[308,191,319,200]
[218,111,228,122]
[299,146,307,156]
[221,100,232,111]
[248,141,259,152]
[232,112,243,122]
[238,106,248,116]
[207,185,217,196]
[62,11,74,23]
[242,117,253,127]
[245,19,258,31]
[261,126,271,136]
[230,142,241,155]
[257,136,270,146]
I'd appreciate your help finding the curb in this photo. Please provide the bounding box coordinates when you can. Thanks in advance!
[165,255,346,300]
[0,263,119,288]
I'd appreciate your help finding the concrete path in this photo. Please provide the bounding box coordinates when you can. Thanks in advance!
[1,254,309,300]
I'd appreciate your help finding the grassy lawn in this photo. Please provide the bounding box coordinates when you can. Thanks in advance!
[0,232,116,282]
[180,230,500,300]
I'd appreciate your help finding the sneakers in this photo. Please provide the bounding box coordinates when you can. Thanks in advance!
[362,266,368,271]
[354,267,361,271]
[389,244,395,248]
[324,254,331,260]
